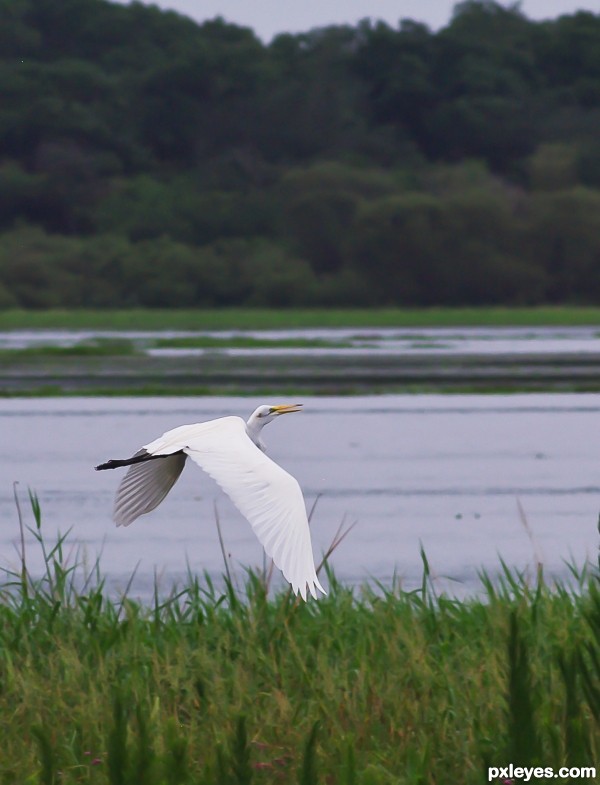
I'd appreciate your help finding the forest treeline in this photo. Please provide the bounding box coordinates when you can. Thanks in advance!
[1,0,600,308]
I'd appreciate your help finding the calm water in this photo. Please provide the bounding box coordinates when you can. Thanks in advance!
[1,394,599,598]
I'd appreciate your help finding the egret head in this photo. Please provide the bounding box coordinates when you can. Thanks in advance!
[250,403,303,425]
[246,403,302,433]
[245,403,302,450]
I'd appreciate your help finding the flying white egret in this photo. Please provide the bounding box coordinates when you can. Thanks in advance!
[95,403,325,600]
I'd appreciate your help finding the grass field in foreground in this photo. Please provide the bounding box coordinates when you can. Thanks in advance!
[2,306,600,331]
[1,497,599,784]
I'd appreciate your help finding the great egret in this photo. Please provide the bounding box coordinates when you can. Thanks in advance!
[95,403,325,600]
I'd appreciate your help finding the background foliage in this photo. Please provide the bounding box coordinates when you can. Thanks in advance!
[1,0,600,307]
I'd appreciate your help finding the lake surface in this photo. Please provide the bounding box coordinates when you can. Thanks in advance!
[1,394,599,598]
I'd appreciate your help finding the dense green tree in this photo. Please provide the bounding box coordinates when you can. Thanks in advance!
[277,163,398,274]
[526,188,600,301]
[353,19,437,163]
[0,0,598,307]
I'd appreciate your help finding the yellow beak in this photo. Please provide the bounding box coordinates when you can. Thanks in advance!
[269,404,303,415]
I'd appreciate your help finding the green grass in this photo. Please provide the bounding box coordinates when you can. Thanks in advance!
[2,306,600,331]
[1,495,599,784]
[0,339,138,359]
[152,336,347,349]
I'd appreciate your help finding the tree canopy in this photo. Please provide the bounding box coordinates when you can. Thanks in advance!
[1,0,600,307]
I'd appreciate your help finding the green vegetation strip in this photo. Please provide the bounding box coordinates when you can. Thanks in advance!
[0,339,138,359]
[2,306,600,331]
[1,495,599,783]
[0,337,344,357]
[153,335,347,349]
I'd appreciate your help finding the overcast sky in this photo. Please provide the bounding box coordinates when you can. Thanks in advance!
[111,0,598,40]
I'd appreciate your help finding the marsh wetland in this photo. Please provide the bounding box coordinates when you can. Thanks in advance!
[2,313,600,782]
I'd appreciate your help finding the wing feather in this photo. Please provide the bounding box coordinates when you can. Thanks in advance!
[113,450,187,527]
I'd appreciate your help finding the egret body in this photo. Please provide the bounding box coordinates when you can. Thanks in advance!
[95,404,324,600]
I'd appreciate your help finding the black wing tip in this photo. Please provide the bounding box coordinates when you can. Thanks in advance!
[95,454,147,470]
[95,450,171,472]
[95,459,121,471]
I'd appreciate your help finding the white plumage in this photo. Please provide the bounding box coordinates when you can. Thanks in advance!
[96,404,325,600]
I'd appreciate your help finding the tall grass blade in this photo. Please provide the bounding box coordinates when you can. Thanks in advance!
[163,718,189,785]
[506,611,540,766]
[215,501,232,588]
[132,703,155,783]
[32,725,57,785]
[231,715,252,785]
[307,493,322,524]
[107,696,129,785]
[342,740,357,785]
[317,516,356,575]
[299,721,319,785]
[558,653,588,766]
[28,487,42,530]
[13,481,27,591]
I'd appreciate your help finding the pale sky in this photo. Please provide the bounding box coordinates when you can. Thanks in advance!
[111,0,599,40]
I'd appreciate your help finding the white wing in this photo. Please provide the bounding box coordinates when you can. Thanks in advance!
[121,416,325,600]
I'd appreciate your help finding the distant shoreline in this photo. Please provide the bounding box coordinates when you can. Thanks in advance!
[2,310,599,395]
[3,348,600,396]
[2,306,600,331]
